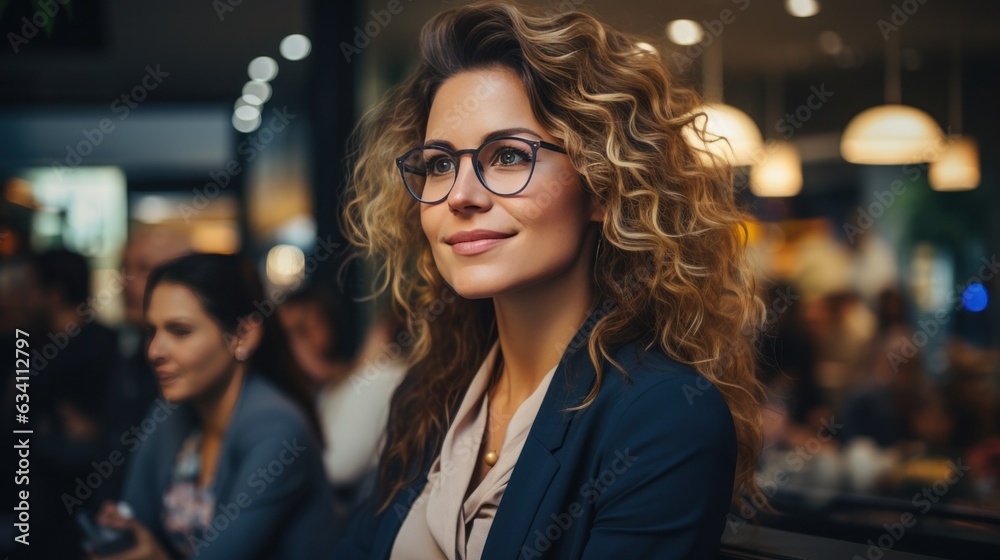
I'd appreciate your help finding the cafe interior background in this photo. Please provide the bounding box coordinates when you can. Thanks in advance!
[1,0,998,556]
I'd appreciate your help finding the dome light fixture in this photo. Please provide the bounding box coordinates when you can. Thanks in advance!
[684,37,763,167]
[751,141,803,197]
[930,34,979,191]
[840,35,942,165]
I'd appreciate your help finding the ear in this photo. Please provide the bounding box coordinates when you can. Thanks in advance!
[580,174,606,223]
[587,195,606,223]
[233,316,264,362]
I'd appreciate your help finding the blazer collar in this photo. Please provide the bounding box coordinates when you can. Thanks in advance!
[214,371,266,496]
[480,301,614,558]
[372,301,617,559]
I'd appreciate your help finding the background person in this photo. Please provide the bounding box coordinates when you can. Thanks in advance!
[278,286,407,535]
[90,253,336,559]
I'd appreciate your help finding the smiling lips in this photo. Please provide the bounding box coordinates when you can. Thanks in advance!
[445,229,515,256]
[156,370,180,386]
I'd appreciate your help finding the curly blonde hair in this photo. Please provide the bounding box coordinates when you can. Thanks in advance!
[341,1,766,512]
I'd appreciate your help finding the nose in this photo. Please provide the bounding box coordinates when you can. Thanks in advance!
[446,153,493,213]
[146,330,167,364]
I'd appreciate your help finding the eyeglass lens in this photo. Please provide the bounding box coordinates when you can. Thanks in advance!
[401,138,536,202]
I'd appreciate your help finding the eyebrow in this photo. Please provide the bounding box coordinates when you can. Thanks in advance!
[144,318,195,329]
[424,127,544,149]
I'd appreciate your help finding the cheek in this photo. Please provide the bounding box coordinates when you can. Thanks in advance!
[532,160,584,209]
[514,174,589,232]
[421,206,448,261]
[179,334,232,381]
[419,205,440,239]
[308,331,329,353]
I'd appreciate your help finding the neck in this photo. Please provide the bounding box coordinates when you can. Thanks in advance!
[491,231,599,407]
[193,364,246,439]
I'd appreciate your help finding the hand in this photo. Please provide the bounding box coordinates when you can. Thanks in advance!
[58,401,101,441]
[88,501,171,560]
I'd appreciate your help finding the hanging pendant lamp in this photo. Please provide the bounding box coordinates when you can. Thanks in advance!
[840,35,943,164]
[751,72,802,197]
[930,33,979,191]
[683,37,763,167]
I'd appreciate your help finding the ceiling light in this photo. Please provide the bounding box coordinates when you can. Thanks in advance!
[666,20,703,46]
[840,37,942,165]
[234,98,261,121]
[929,35,978,191]
[686,37,763,167]
[279,34,312,61]
[248,56,279,82]
[751,141,803,197]
[232,113,262,133]
[841,105,943,164]
[241,81,271,105]
[930,137,979,191]
[684,102,765,167]
[786,0,820,18]
[266,244,306,285]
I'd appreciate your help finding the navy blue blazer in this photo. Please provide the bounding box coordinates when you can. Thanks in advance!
[334,305,738,559]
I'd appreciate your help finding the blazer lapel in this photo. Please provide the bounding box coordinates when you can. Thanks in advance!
[210,372,255,500]
[373,302,609,559]
[371,473,428,559]
[480,307,604,559]
[372,443,436,560]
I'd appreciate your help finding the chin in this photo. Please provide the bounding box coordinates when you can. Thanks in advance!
[159,384,191,404]
[450,285,500,300]
[448,271,542,300]
[438,266,505,299]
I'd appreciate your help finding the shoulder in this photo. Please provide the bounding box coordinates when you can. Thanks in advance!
[595,341,736,446]
[230,373,315,446]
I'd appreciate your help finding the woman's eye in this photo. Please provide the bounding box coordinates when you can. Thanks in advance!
[170,328,190,337]
[494,148,530,166]
[426,157,454,175]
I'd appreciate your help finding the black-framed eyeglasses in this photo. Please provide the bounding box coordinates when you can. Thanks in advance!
[395,136,567,204]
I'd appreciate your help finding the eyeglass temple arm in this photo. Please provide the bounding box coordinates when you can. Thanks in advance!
[538,140,567,154]
[401,163,426,176]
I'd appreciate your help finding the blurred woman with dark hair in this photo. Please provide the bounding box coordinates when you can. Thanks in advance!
[90,253,336,559]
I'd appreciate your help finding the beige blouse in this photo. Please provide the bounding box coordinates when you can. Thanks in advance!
[389,341,557,560]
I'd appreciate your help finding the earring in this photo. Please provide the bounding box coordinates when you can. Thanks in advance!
[235,348,246,362]
[592,234,605,285]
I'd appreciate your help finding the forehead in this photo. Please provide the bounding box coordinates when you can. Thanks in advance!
[279,302,320,321]
[425,67,547,145]
[146,283,205,320]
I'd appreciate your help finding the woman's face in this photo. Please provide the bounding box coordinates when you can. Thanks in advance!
[145,283,240,402]
[419,67,602,299]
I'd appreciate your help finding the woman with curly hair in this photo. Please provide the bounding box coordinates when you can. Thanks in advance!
[336,2,766,558]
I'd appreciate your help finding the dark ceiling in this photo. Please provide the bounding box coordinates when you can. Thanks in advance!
[0,0,309,104]
[2,0,998,104]
[2,0,999,157]
[371,0,1000,74]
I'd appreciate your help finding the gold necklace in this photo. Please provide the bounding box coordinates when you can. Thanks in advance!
[484,408,510,467]
[484,352,507,468]
[484,449,499,467]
